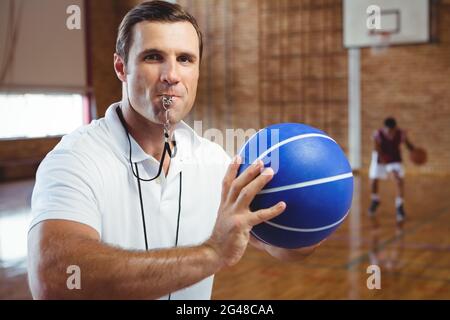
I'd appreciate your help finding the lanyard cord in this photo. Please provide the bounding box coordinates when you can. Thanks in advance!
[115,106,176,182]
[134,164,149,250]
[168,171,182,301]
[115,101,182,300]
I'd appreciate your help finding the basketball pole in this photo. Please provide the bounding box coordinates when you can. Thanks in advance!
[348,48,362,171]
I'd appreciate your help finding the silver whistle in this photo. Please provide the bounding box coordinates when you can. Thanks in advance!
[161,95,177,157]
[161,95,173,143]
[162,95,173,110]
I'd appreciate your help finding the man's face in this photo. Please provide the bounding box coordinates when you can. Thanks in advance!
[385,125,397,134]
[118,21,200,125]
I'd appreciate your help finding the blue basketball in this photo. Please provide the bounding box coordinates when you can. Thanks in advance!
[238,123,353,249]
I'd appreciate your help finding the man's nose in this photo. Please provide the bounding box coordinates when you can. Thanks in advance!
[160,59,181,85]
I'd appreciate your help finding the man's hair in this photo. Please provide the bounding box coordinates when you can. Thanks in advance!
[384,117,397,129]
[116,0,203,65]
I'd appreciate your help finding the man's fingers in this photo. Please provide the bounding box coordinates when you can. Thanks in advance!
[221,155,242,202]
[236,167,274,208]
[246,201,286,227]
[227,160,264,202]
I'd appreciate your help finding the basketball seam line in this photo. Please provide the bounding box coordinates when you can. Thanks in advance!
[238,127,265,155]
[238,132,336,160]
[262,210,350,233]
[255,133,336,161]
[258,172,353,194]
[251,230,271,244]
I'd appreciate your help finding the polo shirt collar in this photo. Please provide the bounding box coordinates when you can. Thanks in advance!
[105,102,202,165]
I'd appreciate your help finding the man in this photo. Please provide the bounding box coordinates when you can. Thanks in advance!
[368,117,415,223]
[28,1,317,300]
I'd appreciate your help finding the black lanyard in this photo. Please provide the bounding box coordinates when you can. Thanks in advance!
[116,105,183,300]
[116,106,176,182]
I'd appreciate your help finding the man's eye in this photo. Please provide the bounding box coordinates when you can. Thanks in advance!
[178,55,192,63]
[144,54,162,61]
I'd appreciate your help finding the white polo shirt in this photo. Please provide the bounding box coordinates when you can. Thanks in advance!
[30,102,230,300]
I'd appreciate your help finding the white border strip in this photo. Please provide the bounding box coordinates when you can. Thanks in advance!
[263,210,350,233]
[259,172,353,194]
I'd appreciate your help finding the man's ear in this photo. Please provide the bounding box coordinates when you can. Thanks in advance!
[114,53,127,82]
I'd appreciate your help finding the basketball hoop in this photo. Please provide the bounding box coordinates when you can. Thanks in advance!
[369,31,392,56]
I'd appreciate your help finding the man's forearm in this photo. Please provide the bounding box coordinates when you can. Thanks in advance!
[405,139,415,151]
[31,235,220,299]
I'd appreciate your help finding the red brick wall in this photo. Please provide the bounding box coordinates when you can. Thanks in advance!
[182,0,450,174]
[361,1,450,174]
[180,0,348,156]
[2,0,449,181]
[88,0,136,117]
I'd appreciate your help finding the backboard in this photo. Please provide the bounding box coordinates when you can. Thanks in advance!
[343,0,430,48]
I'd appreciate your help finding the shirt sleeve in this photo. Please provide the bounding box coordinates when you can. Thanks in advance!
[372,129,381,142]
[29,149,103,236]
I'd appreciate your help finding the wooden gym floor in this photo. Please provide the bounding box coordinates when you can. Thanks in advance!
[1,174,449,299]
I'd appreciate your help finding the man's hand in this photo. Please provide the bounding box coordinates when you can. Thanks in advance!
[205,156,286,269]
[249,234,322,262]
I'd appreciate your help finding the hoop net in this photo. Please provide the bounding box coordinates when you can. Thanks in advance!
[369,31,392,56]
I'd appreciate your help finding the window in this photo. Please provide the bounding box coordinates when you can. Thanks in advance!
[0,93,88,139]
[0,209,30,264]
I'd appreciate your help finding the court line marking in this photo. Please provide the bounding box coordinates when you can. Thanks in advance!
[245,206,450,283]
[344,204,450,270]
